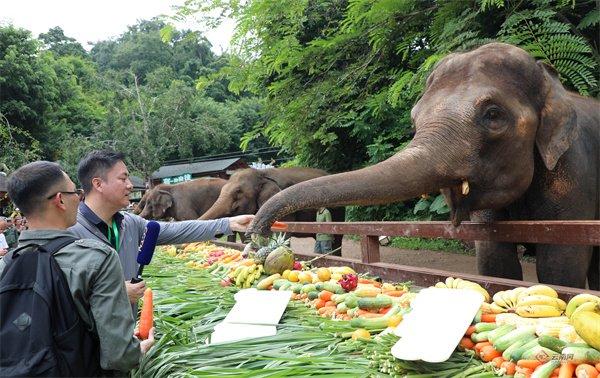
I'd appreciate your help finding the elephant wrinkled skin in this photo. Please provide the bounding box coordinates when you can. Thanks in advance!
[248,43,599,289]
[137,178,226,220]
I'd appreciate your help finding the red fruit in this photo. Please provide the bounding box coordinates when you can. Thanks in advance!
[293,261,302,270]
[220,278,232,287]
[338,274,358,291]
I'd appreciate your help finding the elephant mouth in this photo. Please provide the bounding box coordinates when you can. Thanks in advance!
[440,180,472,226]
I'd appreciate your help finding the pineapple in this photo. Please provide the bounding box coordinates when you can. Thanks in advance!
[253,233,290,264]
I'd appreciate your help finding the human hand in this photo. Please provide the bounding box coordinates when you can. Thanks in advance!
[138,327,155,354]
[228,214,255,232]
[126,280,146,303]
[0,248,7,257]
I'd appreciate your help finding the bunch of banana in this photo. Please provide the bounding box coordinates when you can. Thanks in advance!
[230,263,265,288]
[565,293,600,318]
[490,287,526,313]
[433,277,491,302]
[514,285,565,318]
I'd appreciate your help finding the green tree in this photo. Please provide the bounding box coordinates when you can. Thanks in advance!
[38,26,86,57]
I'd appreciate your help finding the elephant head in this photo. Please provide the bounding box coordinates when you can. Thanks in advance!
[138,188,174,220]
[199,167,327,219]
[249,43,578,234]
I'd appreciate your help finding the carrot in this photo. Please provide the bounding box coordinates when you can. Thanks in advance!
[516,367,534,378]
[492,356,505,368]
[139,288,153,340]
[481,313,497,323]
[551,367,561,376]
[501,361,517,375]
[382,290,405,297]
[324,300,336,307]
[271,221,288,231]
[459,337,475,350]
[575,364,599,378]
[318,306,336,315]
[474,341,492,355]
[465,325,477,336]
[480,345,502,362]
[517,360,543,370]
[558,363,576,378]
[378,306,392,314]
[596,364,600,373]
[314,299,327,309]
[319,290,333,302]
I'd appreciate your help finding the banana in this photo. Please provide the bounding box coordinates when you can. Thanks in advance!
[235,266,251,286]
[493,291,510,308]
[513,287,527,302]
[502,290,517,308]
[490,302,508,314]
[452,277,463,289]
[571,301,600,318]
[515,304,563,318]
[229,265,245,279]
[565,293,600,318]
[517,295,564,309]
[445,277,455,289]
[521,285,558,298]
[434,282,447,288]
[571,306,600,350]
[459,281,491,302]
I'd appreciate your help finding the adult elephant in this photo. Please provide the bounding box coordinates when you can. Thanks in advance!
[248,43,599,290]
[138,178,227,220]
[199,167,345,251]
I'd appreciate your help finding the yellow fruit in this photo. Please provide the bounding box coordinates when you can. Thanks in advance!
[282,269,291,280]
[570,306,600,350]
[515,304,562,318]
[521,285,558,298]
[288,270,300,282]
[387,314,403,328]
[298,271,312,284]
[331,273,343,281]
[565,293,600,318]
[317,268,331,282]
[351,328,371,340]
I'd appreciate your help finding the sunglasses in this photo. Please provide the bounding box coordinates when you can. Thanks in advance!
[46,189,84,200]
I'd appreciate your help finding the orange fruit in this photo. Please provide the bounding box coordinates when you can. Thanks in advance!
[317,268,331,282]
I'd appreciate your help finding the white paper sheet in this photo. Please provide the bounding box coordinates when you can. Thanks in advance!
[391,288,484,362]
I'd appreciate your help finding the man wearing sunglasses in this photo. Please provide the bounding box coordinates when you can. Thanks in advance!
[69,150,254,307]
[0,161,154,373]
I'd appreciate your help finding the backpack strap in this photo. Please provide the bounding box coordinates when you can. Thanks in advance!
[37,236,79,255]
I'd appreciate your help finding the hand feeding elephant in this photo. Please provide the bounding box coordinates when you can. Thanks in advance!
[199,167,345,252]
[247,43,599,289]
[138,177,227,220]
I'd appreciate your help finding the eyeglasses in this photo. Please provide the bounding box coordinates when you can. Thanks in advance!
[46,189,84,200]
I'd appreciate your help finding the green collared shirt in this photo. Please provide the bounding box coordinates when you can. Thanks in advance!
[316,208,333,241]
[0,229,142,372]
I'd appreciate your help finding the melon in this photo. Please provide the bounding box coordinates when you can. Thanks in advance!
[263,246,295,275]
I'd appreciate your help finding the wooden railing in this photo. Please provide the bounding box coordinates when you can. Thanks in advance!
[216,220,600,299]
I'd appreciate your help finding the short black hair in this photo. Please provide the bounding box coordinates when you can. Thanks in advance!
[8,161,67,216]
[78,150,125,193]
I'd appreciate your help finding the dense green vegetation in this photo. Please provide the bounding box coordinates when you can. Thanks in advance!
[1,0,598,227]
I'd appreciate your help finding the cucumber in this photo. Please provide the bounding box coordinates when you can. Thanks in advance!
[336,302,348,313]
[322,282,345,294]
[474,322,497,333]
[493,326,537,351]
[350,304,400,330]
[357,296,392,310]
[508,338,540,361]
[278,282,292,291]
[487,324,515,343]
[300,284,317,294]
[537,335,567,353]
[344,295,359,309]
[521,345,558,361]
[530,360,560,378]
[561,346,600,364]
[291,283,303,294]
[332,293,350,304]
[308,291,319,300]
[272,279,289,290]
[315,282,324,291]
[471,331,491,343]
[502,334,536,361]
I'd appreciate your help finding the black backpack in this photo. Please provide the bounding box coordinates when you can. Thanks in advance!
[0,236,102,377]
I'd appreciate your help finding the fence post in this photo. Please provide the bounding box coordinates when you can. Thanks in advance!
[360,235,380,264]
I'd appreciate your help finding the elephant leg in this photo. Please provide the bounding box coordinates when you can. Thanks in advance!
[536,245,591,289]
[588,247,599,290]
[471,210,522,280]
[331,235,342,256]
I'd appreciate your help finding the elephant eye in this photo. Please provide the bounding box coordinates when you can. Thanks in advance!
[484,105,502,121]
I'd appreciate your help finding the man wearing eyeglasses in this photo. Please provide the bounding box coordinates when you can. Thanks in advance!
[69,150,254,307]
[0,161,154,373]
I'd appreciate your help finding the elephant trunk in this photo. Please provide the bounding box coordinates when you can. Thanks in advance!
[248,145,458,235]
[199,197,229,220]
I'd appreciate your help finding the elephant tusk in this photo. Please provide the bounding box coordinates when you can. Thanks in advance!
[461,180,470,196]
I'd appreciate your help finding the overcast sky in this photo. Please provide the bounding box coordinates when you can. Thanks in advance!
[0,0,234,53]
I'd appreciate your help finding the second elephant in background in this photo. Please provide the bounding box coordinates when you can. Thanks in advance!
[138,177,227,221]
[199,167,345,252]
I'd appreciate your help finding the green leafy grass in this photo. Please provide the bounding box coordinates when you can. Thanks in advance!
[389,237,473,255]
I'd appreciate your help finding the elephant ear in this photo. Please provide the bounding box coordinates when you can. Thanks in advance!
[257,178,281,208]
[535,62,578,171]
[156,190,173,213]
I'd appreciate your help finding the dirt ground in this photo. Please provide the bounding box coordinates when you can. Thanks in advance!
[290,237,539,283]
